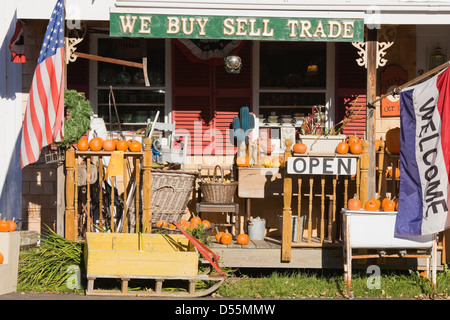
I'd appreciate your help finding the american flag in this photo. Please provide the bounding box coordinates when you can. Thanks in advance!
[20,0,65,168]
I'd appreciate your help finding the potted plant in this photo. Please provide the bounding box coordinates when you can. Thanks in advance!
[57,89,93,148]
[298,99,363,153]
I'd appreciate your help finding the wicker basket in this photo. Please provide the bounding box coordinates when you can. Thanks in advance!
[199,165,238,204]
[151,170,197,223]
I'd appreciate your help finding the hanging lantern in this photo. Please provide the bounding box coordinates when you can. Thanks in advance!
[430,44,446,69]
[224,55,242,74]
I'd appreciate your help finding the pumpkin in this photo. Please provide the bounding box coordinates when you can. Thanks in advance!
[375,139,382,151]
[89,137,103,151]
[293,143,307,154]
[168,224,176,229]
[336,142,349,154]
[6,218,17,232]
[128,140,142,152]
[220,231,233,245]
[349,141,362,154]
[215,231,224,243]
[347,135,360,145]
[385,127,401,154]
[0,252,3,264]
[102,139,116,151]
[382,198,396,212]
[236,233,250,245]
[190,216,202,226]
[116,140,129,151]
[347,198,361,211]
[77,138,89,151]
[201,219,211,228]
[364,198,380,211]
[236,155,249,167]
[0,219,9,232]
[155,220,168,228]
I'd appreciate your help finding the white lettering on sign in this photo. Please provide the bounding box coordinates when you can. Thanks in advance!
[286,157,357,175]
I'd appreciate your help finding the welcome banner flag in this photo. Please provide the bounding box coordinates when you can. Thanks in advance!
[395,67,450,236]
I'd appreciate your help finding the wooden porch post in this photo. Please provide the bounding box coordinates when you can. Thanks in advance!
[142,137,152,233]
[366,28,377,199]
[282,139,293,262]
[359,140,370,205]
[65,147,76,241]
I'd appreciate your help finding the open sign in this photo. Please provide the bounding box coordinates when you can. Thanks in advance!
[286,156,357,175]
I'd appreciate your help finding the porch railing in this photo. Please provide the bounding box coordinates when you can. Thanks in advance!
[64,138,153,241]
[280,139,402,261]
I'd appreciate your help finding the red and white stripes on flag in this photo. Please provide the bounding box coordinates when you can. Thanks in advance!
[20,0,65,168]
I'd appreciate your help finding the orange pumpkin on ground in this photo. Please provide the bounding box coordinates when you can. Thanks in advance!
[116,140,129,151]
[220,231,233,245]
[385,127,401,154]
[190,216,202,226]
[349,141,362,154]
[336,142,349,154]
[155,220,168,228]
[0,252,3,264]
[102,139,116,151]
[77,138,89,151]
[381,198,396,212]
[201,220,211,228]
[236,233,250,245]
[347,198,362,211]
[364,198,380,211]
[215,231,224,243]
[129,140,142,152]
[89,137,103,151]
[293,143,307,154]
[236,155,249,167]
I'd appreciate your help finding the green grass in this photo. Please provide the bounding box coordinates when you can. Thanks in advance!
[16,230,450,299]
[215,267,450,299]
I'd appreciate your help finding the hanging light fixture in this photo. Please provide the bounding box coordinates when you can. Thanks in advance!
[224,55,242,74]
[430,44,446,69]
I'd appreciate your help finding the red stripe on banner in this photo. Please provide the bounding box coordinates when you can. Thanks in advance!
[436,67,450,179]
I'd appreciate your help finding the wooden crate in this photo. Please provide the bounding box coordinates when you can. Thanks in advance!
[84,233,198,278]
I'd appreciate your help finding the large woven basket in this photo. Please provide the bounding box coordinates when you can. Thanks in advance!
[199,165,238,204]
[151,170,197,223]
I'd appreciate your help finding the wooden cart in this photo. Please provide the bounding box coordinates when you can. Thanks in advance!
[84,232,224,297]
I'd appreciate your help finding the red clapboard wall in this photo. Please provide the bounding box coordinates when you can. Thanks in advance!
[172,40,252,155]
[335,42,367,138]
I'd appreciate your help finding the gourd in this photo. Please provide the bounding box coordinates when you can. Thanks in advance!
[349,141,362,154]
[293,143,307,154]
[89,137,103,151]
[364,198,380,211]
[220,231,233,245]
[102,139,116,151]
[381,198,396,212]
[128,140,142,152]
[385,127,401,154]
[236,233,250,245]
[347,198,361,211]
[77,138,89,151]
[116,140,128,151]
[336,142,349,154]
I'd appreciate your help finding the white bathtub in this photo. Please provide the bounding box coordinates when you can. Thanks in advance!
[341,209,434,249]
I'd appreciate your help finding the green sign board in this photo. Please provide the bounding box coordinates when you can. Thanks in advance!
[110,13,364,42]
